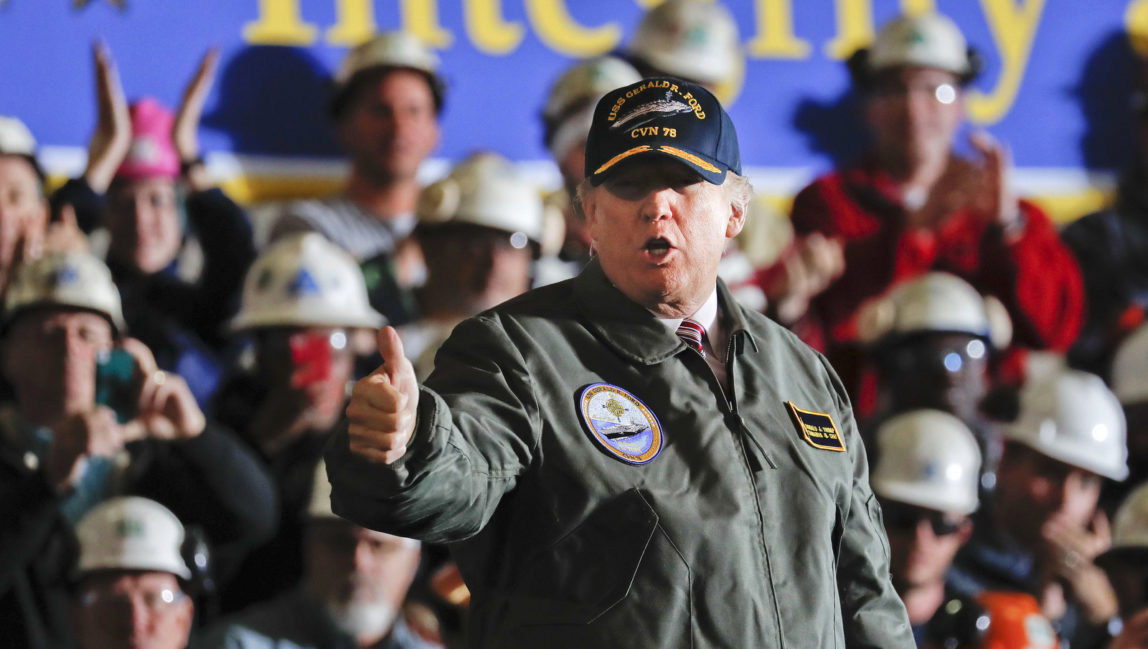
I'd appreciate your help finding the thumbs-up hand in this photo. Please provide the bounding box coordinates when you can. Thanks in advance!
[345,326,420,464]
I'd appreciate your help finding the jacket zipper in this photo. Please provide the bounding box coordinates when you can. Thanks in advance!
[716,328,785,644]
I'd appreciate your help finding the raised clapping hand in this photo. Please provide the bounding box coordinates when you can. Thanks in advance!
[346,327,420,464]
[967,130,1021,230]
[908,131,1021,232]
[172,48,220,192]
[83,41,132,194]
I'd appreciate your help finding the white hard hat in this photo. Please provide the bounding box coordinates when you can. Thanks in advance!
[625,0,742,87]
[871,409,982,514]
[0,115,36,156]
[542,56,643,125]
[76,496,190,579]
[1112,323,1148,405]
[868,12,972,77]
[543,57,643,162]
[4,251,125,334]
[858,272,1012,349]
[307,460,337,519]
[417,152,544,248]
[230,233,385,331]
[1004,369,1129,481]
[333,31,443,102]
[1109,483,1148,552]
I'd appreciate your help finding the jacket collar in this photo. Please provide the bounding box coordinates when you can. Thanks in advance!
[572,259,757,365]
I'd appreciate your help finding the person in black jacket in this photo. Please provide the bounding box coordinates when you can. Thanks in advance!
[0,251,276,649]
[211,233,385,614]
[51,43,255,406]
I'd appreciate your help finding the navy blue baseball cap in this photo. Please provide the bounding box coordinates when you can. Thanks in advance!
[584,77,740,186]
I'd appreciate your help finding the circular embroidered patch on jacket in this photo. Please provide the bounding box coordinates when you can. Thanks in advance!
[579,383,664,465]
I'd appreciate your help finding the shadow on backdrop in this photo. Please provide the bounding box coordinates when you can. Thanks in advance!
[791,86,870,169]
[203,45,341,158]
[1075,29,1141,174]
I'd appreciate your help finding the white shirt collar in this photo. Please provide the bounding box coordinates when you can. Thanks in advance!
[655,288,719,333]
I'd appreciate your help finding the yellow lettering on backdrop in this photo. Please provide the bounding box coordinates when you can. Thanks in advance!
[633,0,661,8]
[824,0,873,59]
[1126,0,1148,57]
[900,0,936,16]
[966,0,1047,124]
[242,0,317,46]
[747,0,812,58]
[402,0,453,48]
[467,0,525,55]
[526,0,620,57]
[325,0,376,46]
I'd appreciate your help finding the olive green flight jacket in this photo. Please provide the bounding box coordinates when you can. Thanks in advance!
[326,261,913,648]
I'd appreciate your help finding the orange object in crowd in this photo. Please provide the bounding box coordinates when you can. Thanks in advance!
[978,591,1059,649]
[431,562,471,608]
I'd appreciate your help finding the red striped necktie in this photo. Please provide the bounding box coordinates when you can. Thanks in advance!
[676,318,706,357]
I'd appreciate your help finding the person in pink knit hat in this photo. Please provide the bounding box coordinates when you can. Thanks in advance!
[51,43,256,407]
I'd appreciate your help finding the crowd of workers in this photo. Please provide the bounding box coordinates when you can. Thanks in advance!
[3,1,1148,647]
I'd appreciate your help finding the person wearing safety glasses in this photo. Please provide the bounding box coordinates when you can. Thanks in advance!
[762,12,1083,411]
[211,232,385,613]
[71,497,197,649]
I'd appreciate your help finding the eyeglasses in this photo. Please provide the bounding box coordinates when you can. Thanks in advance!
[78,587,186,612]
[880,501,966,537]
[889,338,989,375]
[872,80,959,105]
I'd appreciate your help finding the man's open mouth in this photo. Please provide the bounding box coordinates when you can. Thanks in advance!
[643,237,672,254]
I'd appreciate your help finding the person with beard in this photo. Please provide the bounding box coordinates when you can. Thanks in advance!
[211,232,385,613]
[762,12,1083,406]
[194,461,434,649]
[400,152,543,380]
[949,368,1128,646]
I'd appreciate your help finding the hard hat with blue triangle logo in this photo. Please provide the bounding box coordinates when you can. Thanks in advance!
[4,251,125,334]
[287,268,321,297]
[231,233,384,331]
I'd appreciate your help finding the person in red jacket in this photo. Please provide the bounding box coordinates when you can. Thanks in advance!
[765,12,1084,402]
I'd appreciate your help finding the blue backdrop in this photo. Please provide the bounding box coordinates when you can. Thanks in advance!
[0,1,1142,187]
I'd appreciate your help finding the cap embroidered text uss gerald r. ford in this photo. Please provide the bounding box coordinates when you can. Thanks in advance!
[585,77,740,186]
